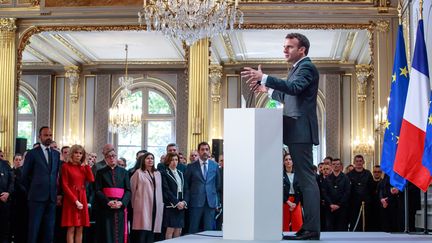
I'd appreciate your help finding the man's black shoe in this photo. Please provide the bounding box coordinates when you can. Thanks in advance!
[294,228,305,236]
[283,230,320,240]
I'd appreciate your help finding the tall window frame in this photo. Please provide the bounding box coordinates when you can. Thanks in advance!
[17,85,37,150]
[112,80,176,169]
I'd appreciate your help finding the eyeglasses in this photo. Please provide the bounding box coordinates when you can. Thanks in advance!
[373,171,382,173]
[107,154,117,158]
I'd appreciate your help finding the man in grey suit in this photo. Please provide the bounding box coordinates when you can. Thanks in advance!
[241,33,320,240]
[184,142,221,233]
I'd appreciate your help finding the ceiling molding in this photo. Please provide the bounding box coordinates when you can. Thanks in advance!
[340,32,357,63]
[225,59,356,66]
[167,38,185,60]
[51,33,94,64]
[32,34,77,66]
[90,61,185,65]
[62,33,99,61]
[233,31,247,61]
[25,45,56,64]
[221,35,237,64]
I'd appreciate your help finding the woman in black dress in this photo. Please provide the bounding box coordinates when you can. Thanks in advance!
[161,152,186,239]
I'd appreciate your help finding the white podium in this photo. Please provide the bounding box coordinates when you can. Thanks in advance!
[223,108,282,241]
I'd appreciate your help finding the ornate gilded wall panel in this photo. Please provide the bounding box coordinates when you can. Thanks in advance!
[324,74,341,158]
[176,71,188,154]
[242,0,375,3]
[36,75,51,129]
[45,0,141,7]
[94,74,111,158]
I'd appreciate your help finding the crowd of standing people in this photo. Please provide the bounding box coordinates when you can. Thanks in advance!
[283,153,421,233]
[0,126,222,243]
[0,125,423,243]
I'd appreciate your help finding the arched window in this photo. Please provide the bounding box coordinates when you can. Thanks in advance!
[17,93,36,149]
[114,87,175,169]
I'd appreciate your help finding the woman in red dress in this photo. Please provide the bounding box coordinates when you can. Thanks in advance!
[61,144,94,243]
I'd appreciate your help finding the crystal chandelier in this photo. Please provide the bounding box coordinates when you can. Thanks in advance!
[109,45,142,134]
[138,0,244,46]
[352,128,374,155]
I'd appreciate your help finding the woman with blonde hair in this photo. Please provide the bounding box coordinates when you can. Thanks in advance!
[61,145,94,243]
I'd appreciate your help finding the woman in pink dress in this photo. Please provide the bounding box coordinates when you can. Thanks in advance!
[61,145,94,243]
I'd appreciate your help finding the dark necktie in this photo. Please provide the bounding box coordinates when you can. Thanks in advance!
[203,161,207,180]
[46,148,52,166]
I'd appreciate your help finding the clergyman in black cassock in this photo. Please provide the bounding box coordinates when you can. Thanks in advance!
[95,156,131,243]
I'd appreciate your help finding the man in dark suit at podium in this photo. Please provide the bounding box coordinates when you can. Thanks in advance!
[241,33,320,240]
[21,126,61,243]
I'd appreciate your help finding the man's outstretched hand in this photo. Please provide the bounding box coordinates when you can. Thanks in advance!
[241,65,268,93]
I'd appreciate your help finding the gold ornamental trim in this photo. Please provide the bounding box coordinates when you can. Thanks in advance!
[0,18,16,32]
[241,0,374,3]
[51,34,94,64]
[375,20,390,32]
[25,45,56,64]
[242,22,375,31]
[340,32,357,63]
[17,22,378,83]
[90,61,185,65]
[221,35,237,64]
[225,59,356,66]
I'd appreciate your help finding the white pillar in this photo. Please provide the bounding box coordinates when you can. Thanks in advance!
[223,108,283,241]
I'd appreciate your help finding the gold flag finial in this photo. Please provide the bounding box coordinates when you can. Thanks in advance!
[397,0,402,25]
[419,0,423,19]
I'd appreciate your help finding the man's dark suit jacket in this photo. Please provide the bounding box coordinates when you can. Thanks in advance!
[21,146,61,202]
[267,57,319,146]
[184,160,221,208]
[0,159,14,198]
[92,159,107,177]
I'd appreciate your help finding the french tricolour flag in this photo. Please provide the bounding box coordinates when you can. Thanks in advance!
[393,19,432,192]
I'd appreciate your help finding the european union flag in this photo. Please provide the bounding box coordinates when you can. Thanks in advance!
[423,107,432,173]
[421,29,432,175]
[380,25,408,191]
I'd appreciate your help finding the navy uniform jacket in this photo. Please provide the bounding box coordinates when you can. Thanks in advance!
[346,169,374,204]
[0,159,14,198]
[321,172,351,207]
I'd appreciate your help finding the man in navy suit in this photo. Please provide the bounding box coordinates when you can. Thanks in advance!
[242,33,320,240]
[21,126,61,243]
[184,142,221,233]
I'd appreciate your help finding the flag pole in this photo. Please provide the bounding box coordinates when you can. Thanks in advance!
[418,0,429,235]
[424,191,429,234]
[398,0,402,25]
[419,0,423,19]
[404,184,410,233]
[398,0,411,234]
